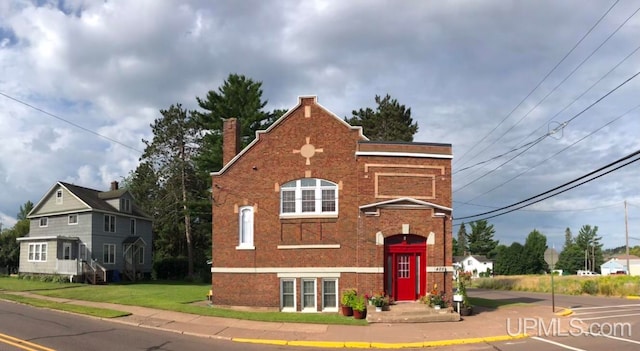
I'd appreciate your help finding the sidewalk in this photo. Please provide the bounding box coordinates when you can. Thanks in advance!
[5,292,559,348]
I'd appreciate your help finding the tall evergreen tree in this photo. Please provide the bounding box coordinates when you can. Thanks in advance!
[523,229,548,274]
[345,94,418,141]
[467,220,499,257]
[0,201,32,272]
[193,73,283,173]
[137,104,209,277]
[457,222,468,256]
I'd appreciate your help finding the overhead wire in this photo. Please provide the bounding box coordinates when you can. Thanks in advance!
[0,91,144,154]
[454,0,620,168]
[454,149,640,222]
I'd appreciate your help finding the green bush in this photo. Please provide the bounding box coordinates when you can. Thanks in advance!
[581,280,597,295]
[153,257,189,280]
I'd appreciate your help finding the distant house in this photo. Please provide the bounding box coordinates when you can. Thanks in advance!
[17,181,153,283]
[460,255,493,278]
[600,255,640,276]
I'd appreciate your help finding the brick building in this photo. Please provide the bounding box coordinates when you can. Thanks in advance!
[210,96,452,312]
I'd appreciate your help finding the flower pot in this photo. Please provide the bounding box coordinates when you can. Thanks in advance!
[434,305,441,310]
[341,305,353,316]
[375,306,382,312]
[353,309,367,319]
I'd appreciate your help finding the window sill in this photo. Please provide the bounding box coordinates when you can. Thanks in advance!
[235,245,255,251]
[279,213,338,220]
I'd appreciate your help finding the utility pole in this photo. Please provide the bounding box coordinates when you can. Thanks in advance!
[626,200,630,275]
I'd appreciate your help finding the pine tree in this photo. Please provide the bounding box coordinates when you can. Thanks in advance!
[457,222,468,256]
[345,94,418,141]
[467,220,499,257]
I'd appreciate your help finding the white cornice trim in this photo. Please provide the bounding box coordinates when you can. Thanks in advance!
[211,267,384,274]
[277,244,341,250]
[17,236,79,241]
[355,151,453,159]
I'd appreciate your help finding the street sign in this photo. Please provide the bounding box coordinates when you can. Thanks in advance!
[544,248,558,269]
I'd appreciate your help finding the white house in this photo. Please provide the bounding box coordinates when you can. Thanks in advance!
[458,255,493,278]
[600,255,640,276]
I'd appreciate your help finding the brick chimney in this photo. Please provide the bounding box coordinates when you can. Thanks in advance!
[110,181,119,191]
[223,118,242,166]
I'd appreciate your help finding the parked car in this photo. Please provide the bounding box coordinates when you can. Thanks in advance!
[577,270,600,276]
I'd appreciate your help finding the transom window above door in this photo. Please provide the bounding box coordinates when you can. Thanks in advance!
[280,178,338,217]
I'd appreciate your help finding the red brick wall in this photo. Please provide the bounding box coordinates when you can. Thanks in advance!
[211,96,453,309]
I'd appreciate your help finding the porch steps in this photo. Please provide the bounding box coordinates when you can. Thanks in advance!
[366,301,460,323]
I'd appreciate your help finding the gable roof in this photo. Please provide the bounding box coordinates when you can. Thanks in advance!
[212,96,368,176]
[28,181,150,219]
[464,255,493,263]
[359,197,452,212]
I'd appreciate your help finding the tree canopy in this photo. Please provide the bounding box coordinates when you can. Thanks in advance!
[466,220,498,257]
[345,94,418,142]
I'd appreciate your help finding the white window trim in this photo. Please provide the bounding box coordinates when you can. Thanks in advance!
[280,179,338,218]
[28,243,47,262]
[322,278,339,312]
[120,198,131,213]
[39,217,48,227]
[301,278,317,312]
[104,215,116,233]
[56,190,63,204]
[236,206,255,250]
[103,244,116,264]
[68,214,78,225]
[280,278,297,312]
[138,246,144,265]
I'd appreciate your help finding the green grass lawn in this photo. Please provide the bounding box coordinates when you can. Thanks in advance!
[0,277,366,325]
[0,293,131,318]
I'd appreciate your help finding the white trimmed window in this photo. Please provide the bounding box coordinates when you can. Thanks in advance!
[103,244,116,264]
[137,247,144,265]
[68,214,78,225]
[39,217,48,227]
[28,243,47,262]
[62,242,71,260]
[280,278,296,312]
[280,179,338,217]
[301,278,317,312]
[237,206,254,249]
[120,198,131,213]
[56,189,63,204]
[130,219,136,235]
[322,278,338,312]
[104,215,116,232]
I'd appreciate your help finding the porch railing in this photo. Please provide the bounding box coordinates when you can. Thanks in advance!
[55,259,78,275]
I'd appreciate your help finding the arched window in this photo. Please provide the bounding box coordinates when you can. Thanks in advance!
[280,179,338,217]
[238,206,254,249]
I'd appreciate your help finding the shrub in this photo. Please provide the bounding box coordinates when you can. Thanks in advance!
[581,280,598,295]
[340,288,357,307]
[153,257,189,280]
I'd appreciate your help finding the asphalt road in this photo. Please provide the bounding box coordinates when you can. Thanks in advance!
[436,289,640,351]
[0,300,296,351]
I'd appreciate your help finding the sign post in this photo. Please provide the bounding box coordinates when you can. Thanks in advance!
[544,248,559,312]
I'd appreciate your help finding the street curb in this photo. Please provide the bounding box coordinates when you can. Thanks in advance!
[555,308,573,316]
[625,296,640,300]
[232,333,528,349]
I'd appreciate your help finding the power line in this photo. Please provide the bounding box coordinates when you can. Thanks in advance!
[0,91,144,154]
[453,69,640,194]
[454,148,640,221]
[454,0,620,168]
[460,102,640,204]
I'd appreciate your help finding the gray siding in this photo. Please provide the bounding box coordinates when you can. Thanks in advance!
[18,240,57,274]
[32,185,89,215]
[28,212,93,238]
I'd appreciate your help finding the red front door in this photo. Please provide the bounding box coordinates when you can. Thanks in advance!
[385,235,427,301]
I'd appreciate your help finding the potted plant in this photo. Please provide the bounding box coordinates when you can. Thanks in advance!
[370,292,389,312]
[456,270,473,316]
[340,288,357,316]
[352,295,367,319]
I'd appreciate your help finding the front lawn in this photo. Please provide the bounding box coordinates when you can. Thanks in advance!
[0,277,366,325]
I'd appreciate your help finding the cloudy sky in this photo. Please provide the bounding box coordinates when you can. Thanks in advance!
[1,0,639,249]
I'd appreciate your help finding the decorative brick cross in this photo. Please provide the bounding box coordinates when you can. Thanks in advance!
[293,137,323,165]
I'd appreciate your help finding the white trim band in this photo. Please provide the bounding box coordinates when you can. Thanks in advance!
[277,244,341,250]
[355,151,453,159]
[277,272,341,278]
[211,266,384,274]
[426,266,455,272]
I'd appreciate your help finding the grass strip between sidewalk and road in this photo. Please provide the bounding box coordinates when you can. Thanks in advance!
[467,297,529,309]
[0,293,131,318]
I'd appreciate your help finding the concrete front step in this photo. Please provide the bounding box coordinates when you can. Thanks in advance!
[366,302,461,323]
